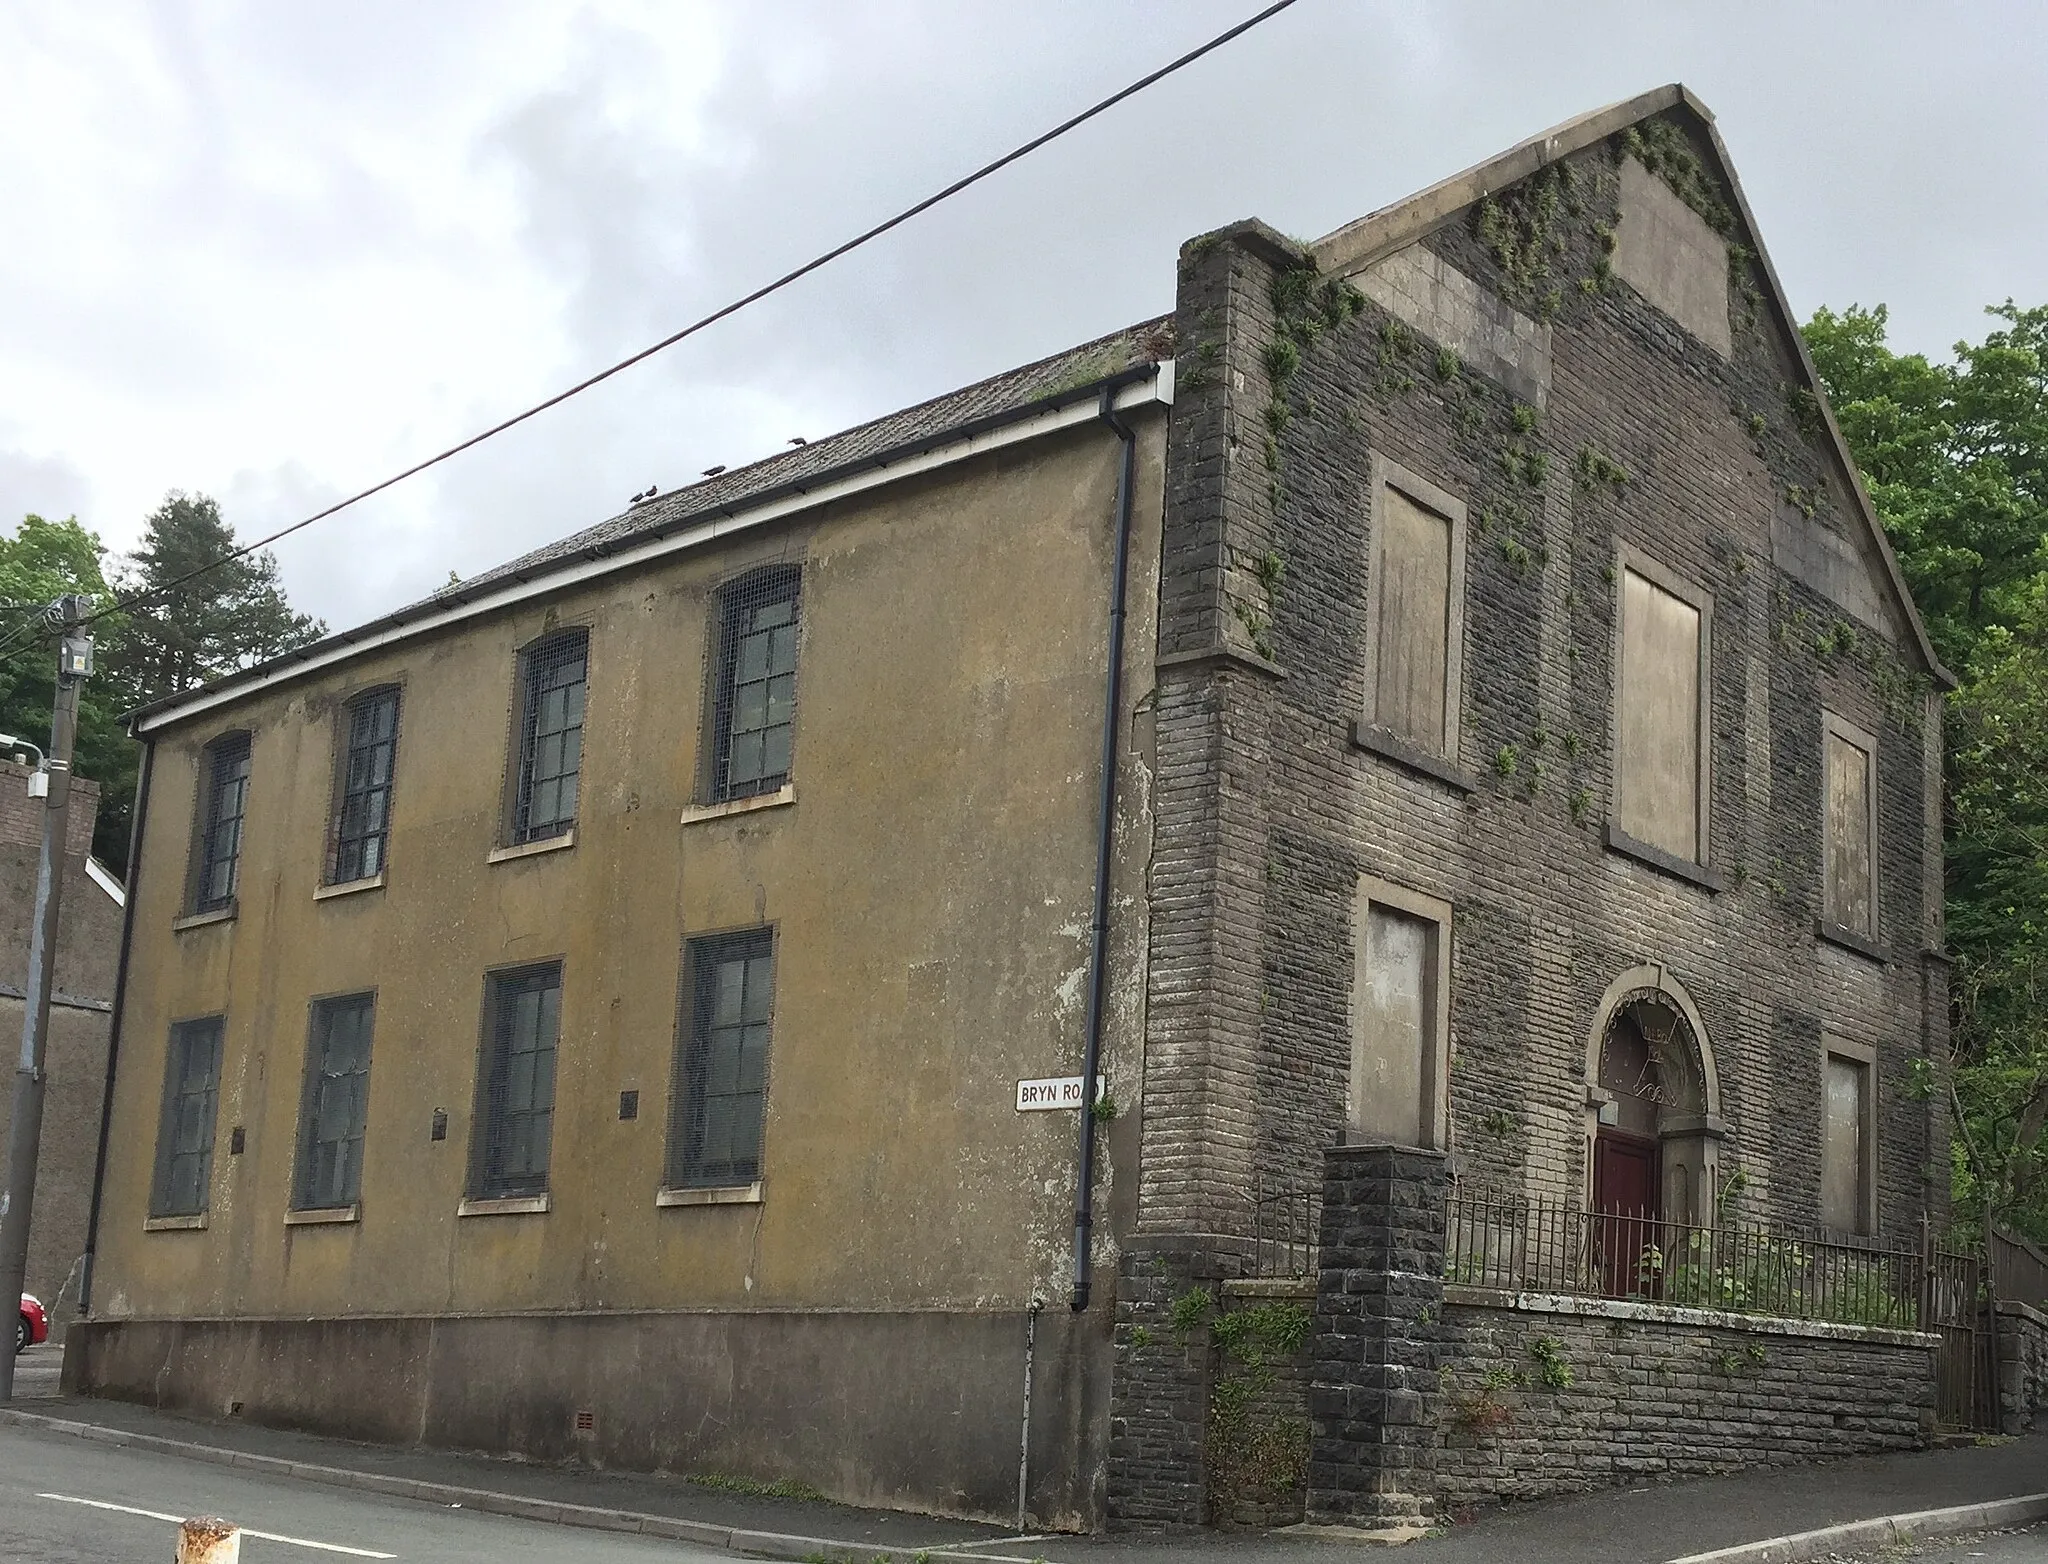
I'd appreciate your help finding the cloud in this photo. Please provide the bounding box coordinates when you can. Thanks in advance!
[0,1,2044,633]
[0,438,93,531]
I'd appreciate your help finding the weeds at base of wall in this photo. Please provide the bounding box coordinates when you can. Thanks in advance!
[690,1473,825,1502]
[1206,1301,1313,1525]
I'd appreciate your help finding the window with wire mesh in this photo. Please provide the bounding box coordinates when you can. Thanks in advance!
[469,962,562,1199]
[512,631,588,843]
[193,734,252,911]
[331,689,399,884]
[150,1016,223,1217]
[666,928,775,1189]
[710,570,799,802]
[293,993,375,1211]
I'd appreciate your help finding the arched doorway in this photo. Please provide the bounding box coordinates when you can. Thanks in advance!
[1584,967,1723,1295]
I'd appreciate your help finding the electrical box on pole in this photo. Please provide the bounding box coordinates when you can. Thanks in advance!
[0,595,91,1400]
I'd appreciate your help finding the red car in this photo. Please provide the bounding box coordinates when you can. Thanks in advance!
[17,1293,46,1353]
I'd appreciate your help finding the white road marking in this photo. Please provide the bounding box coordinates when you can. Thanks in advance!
[37,1492,398,1557]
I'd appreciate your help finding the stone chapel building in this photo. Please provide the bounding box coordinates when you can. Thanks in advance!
[71,86,1950,1527]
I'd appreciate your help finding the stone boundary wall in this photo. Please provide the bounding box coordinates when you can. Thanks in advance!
[1995,1301,2048,1434]
[1436,1288,1936,1509]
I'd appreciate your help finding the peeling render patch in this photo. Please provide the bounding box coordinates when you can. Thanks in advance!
[1353,244,1553,406]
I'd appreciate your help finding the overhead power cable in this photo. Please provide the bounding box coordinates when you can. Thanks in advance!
[31,0,1304,656]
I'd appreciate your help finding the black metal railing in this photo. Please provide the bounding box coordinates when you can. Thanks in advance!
[1250,1176,1319,1280]
[1445,1188,1930,1329]
[1992,1223,2048,1313]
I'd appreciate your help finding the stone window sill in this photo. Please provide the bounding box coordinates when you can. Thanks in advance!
[1349,722,1477,794]
[487,830,575,866]
[1816,919,1887,965]
[1603,823,1724,892]
[143,1213,207,1232]
[285,1204,360,1226]
[172,906,236,933]
[457,1193,550,1217]
[680,785,795,827]
[657,1182,763,1207]
[314,873,385,902]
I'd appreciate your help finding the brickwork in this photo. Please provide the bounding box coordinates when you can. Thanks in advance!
[1144,119,1944,1238]
[1435,1294,1936,1507]
[0,758,99,861]
[1106,1243,1217,1525]
[1306,1145,1451,1529]
[1114,105,1951,1525]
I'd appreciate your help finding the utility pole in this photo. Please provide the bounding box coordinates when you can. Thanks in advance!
[0,594,92,1400]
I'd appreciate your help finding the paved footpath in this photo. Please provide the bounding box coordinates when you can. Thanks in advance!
[1,1379,2044,1564]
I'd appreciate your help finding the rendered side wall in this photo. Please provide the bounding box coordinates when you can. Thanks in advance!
[66,1308,1103,1523]
[79,410,1167,1527]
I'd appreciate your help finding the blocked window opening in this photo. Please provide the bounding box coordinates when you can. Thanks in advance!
[332,688,399,883]
[1823,715,1878,937]
[193,734,252,912]
[1822,1044,1874,1235]
[150,1016,224,1218]
[470,963,563,1199]
[668,927,776,1188]
[710,569,800,803]
[512,631,588,844]
[1615,560,1710,863]
[1349,880,1450,1151]
[294,993,375,1211]
[1363,463,1467,761]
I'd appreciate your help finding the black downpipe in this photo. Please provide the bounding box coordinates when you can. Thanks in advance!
[1072,386,1138,1314]
[79,735,153,1316]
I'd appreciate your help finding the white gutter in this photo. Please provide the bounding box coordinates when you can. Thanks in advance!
[135,364,1174,736]
[85,856,126,907]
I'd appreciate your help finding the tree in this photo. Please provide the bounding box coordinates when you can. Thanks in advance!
[1806,301,2048,1243]
[114,493,323,708]
[0,495,325,873]
[0,515,134,865]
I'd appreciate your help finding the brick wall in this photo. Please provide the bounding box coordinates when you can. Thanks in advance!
[1436,1293,1936,1508]
[0,758,98,861]
[1134,117,1944,1246]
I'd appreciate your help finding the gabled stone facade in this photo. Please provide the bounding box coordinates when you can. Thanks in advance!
[1110,86,1951,1526]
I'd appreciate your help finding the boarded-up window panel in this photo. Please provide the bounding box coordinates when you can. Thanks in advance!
[1374,489,1453,754]
[1617,569,1702,859]
[1353,905,1435,1147]
[1826,731,1874,933]
[1822,1053,1869,1233]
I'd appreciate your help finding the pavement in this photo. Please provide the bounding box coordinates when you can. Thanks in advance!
[0,1421,733,1563]
[1808,1522,2046,1563]
[0,1365,2044,1564]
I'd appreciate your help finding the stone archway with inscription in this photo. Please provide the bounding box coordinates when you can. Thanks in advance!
[1582,965,1724,1228]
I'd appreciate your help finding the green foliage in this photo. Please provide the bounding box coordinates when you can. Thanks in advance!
[1434,347,1462,383]
[1512,403,1540,435]
[1168,1286,1213,1341]
[1493,744,1521,777]
[1477,165,1570,310]
[1529,1336,1574,1389]
[1574,444,1630,492]
[1618,118,1735,235]
[689,1472,824,1501]
[0,515,130,864]
[1255,550,1287,593]
[1207,1302,1313,1515]
[1805,300,2048,1243]
[1479,1108,1518,1137]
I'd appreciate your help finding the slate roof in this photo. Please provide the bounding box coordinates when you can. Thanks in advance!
[128,315,1172,729]
[430,316,1175,605]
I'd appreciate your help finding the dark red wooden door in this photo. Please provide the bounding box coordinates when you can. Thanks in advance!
[1593,1131,1660,1298]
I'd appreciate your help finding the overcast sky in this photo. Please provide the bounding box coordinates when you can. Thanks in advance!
[3,1,2043,633]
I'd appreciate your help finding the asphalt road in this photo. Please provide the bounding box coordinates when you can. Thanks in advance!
[0,1423,730,1563]
[1827,1523,2048,1562]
